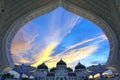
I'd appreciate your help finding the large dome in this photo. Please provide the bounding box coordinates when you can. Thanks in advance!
[57,59,66,66]
[50,67,56,72]
[75,62,86,69]
[67,67,73,72]
[37,63,48,69]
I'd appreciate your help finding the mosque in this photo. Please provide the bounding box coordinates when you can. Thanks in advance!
[34,59,88,80]
[0,0,120,77]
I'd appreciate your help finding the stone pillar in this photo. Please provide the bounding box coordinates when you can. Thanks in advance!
[0,75,2,80]
[19,73,23,80]
[27,74,31,80]
[99,72,103,79]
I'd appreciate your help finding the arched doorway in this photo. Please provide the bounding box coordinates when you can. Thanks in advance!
[1,0,118,73]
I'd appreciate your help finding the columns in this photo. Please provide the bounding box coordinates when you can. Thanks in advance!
[99,72,103,79]
[19,73,23,80]
[0,75,2,80]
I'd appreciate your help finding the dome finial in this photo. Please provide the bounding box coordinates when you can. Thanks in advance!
[75,62,86,69]
[37,62,48,69]
[57,58,66,66]
[61,57,63,60]
[78,60,81,64]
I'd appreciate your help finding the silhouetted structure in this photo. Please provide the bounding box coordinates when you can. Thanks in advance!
[34,59,89,80]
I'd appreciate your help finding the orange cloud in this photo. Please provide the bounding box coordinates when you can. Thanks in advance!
[11,22,39,64]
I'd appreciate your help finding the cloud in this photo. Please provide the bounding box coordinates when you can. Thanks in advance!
[45,43,99,68]
[30,11,83,66]
[44,12,82,43]
[42,34,108,68]
[11,7,109,68]
[11,21,108,68]
[97,33,108,40]
[90,61,106,65]
[32,42,59,67]
[11,22,39,64]
[57,34,107,57]
[11,14,81,66]
[13,55,32,64]
[11,22,39,53]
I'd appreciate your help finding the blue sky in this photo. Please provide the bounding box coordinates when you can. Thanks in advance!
[11,7,110,69]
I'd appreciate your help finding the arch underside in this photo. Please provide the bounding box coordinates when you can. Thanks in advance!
[0,0,118,73]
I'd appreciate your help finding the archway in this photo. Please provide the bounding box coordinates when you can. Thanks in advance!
[2,0,118,73]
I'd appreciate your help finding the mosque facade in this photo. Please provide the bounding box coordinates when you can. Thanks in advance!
[34,59,88,80]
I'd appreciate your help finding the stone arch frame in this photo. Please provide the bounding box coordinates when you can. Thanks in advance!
[1,0,118,73]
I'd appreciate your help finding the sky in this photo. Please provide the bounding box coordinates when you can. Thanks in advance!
[11,7,110,69]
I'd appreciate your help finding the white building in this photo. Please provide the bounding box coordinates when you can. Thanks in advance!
[34,59,88,80]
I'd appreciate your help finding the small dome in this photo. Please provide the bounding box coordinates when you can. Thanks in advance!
[37,63,48,69]
[57,59,66,65]
[67,67,73,72]
[50,67,56,72]
[75,62,86,69]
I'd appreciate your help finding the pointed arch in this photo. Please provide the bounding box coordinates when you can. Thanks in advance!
[1,0,118,73]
